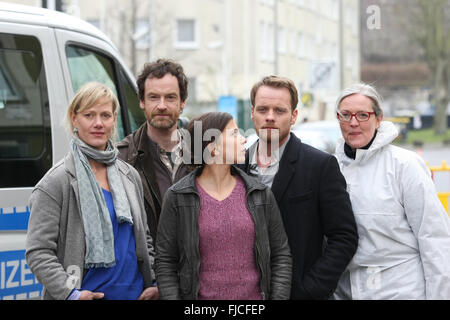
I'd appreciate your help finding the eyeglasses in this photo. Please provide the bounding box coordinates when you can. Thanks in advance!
[337,111,376,122]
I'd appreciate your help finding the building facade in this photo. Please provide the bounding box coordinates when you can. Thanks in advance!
[14,0,360,122]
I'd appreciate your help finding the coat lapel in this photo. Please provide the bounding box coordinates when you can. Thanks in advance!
[64,153,83,222]
[271,133,300,203]
[136,124,161,209]
[138,151,160,209]
[242,141,257,175]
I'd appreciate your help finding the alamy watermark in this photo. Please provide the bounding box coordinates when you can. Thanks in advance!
[366,5,381,30]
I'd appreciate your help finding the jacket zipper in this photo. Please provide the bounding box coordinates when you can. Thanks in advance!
[246,189,266,300]
[135,151,162,210]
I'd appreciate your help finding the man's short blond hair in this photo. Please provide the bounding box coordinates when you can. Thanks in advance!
[250,75,299,111]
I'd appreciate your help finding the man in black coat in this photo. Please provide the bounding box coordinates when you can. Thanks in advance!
[241,75,358,299]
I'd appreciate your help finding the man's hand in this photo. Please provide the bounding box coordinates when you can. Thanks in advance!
[138,286,159,300]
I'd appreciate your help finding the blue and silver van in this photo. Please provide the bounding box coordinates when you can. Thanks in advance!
[0,2,145,299]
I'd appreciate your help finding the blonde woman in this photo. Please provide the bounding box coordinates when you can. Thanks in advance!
[26,82,158,300]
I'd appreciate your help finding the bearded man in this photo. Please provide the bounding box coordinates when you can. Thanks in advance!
[117,59,190,240]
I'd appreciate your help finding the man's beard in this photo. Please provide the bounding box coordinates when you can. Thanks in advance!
[149,112,178,129]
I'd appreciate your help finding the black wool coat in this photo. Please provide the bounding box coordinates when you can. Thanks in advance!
[241,133,358,299]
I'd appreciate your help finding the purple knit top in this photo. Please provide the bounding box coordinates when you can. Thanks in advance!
[196,176,262,300]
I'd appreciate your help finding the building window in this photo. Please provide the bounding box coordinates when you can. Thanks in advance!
[325,0,339,20]
[260,0,274,6]
[260,21,266,61]
[135,19,151,50]
[260,20,275,62]
[278,26,286,54]
[330,43,338,62]
[267,23,275,61]
[175,19,198,49]
[297,32,304,58]
[306,35,315,59]
[290,30,297,56]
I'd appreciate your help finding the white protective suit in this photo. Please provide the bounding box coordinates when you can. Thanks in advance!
[333,121,450,300]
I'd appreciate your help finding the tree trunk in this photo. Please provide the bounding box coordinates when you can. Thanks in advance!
[434,100,448,135]
[414,0,450,135]
[431,59,448,135]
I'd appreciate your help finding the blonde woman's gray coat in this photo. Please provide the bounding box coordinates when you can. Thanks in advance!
[26,152,155,300]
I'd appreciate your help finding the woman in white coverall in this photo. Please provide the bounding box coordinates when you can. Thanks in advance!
[332,83,450,300]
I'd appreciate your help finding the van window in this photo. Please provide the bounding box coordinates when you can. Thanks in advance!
[119,69,145,132]
[0,33,51,188]
[65,45,126,140]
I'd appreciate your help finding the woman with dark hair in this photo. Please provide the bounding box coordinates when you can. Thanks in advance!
[155,112,292,300]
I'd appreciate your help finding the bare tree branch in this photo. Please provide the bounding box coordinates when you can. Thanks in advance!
[400,0,450,134]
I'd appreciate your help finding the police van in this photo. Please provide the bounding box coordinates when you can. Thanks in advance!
[0,2,146,299]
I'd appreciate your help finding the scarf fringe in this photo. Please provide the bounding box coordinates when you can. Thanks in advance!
[85,261,117,269]
[117,216,133,225]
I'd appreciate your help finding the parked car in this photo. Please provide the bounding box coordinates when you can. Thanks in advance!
[293,120,342,153]
[292,129,335,154]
